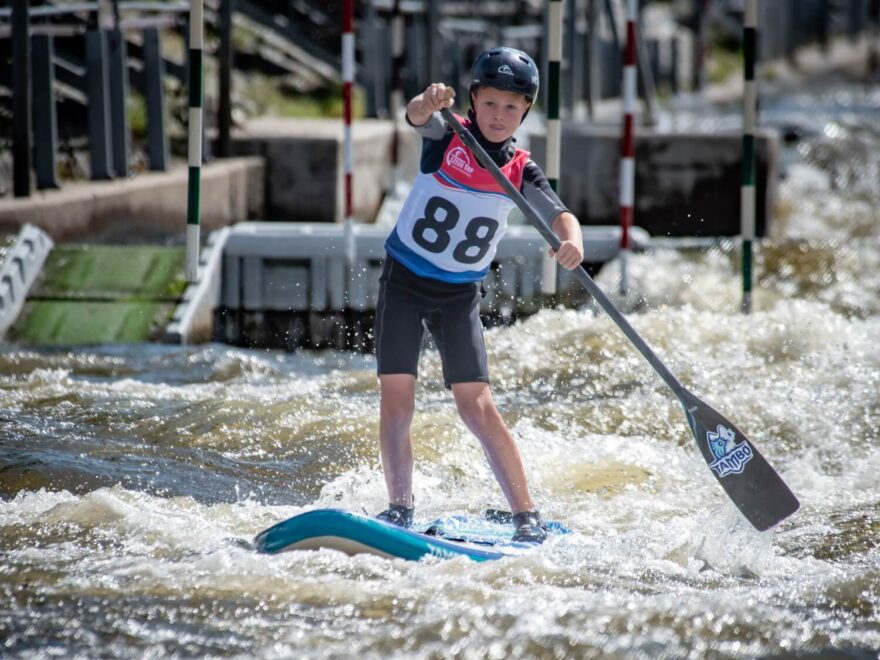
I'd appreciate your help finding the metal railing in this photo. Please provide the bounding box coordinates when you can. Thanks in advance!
[2,0,192,196]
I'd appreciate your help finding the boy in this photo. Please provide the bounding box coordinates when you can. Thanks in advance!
[374,47,584,542]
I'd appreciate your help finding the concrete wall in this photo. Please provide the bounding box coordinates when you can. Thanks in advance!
[228,117,779,238]
[0,158,265,242]
[208,222,650,351]
[229,118,421,223]
[529,125,780,238]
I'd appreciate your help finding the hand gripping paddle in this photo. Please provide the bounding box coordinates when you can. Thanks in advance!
[439,106,799,531]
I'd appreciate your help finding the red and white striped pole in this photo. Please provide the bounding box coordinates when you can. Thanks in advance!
[618,0,638,296]
[343,0,355,264]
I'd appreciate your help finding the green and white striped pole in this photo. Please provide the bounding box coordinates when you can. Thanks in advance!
[186,0,204,283]
[741,0,757,313]
[542,0,564,295]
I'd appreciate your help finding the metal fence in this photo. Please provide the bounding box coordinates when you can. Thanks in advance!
[2,0,877,200]
[2,0,193,196]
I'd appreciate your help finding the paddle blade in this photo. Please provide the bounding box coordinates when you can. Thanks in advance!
[679,390,800,531]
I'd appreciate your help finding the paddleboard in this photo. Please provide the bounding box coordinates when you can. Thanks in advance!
[254,508,568,562]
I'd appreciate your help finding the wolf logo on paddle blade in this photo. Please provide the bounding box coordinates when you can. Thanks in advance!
[707,424,754,478]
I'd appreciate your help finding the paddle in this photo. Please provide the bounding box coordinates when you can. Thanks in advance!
[439,106,799,531]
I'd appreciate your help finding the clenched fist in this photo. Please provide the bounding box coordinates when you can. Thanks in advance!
[406,83,455,126]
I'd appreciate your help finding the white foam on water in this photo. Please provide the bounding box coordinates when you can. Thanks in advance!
[2,81,879,659]
[3,293,876,656]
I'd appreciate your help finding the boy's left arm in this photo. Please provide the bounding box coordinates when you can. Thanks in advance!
[549,212,584,270]
[522,161,584,270]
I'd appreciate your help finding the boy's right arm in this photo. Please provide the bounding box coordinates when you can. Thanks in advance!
[406,83,455,127]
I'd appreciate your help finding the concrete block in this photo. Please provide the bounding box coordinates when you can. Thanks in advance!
[328,257,347,311]
[165,227,232,344]
[221,254,242,309]
[310,257,328,310]
[0,158,265,242]
[230,118,420,223]
[263,259,310,311]
[529,125,780,238]
[0,224,54,339]
[498,260,518,298]
[224,222,352,312]
[210,222,655,347]
[224,221,349,258]
[520,257,537,301]
[349,224,391,311]
[243,256,265,310]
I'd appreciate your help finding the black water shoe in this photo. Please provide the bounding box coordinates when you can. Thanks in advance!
[376,504,414,528]
[511,510,548,543]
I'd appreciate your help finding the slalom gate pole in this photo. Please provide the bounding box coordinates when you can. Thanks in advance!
[741,0,758,314]
[389,0,404,194]
[542,0,564,295]
[185,0,204,283]
[343,0,355,264]
[618,0,637,296]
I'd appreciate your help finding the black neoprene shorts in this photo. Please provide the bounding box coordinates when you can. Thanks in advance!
[374,257,489,388]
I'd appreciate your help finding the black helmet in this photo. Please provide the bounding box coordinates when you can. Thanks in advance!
[469,47,539,102]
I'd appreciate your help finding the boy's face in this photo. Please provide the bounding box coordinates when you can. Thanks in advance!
[471,87,531,142]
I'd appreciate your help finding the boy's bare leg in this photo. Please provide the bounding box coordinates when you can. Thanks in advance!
[451,382,535,514]
[379,374,417,507]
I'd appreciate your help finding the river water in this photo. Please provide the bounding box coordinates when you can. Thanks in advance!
[1,79,878,658]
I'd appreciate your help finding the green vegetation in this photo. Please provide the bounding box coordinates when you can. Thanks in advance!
[706,21,744,86]
[33,246,187,301]
[11,245,187,346]
[128,91,148,142]
[239,74,365,119]
[707,45,744,85]
[11,301,175,345]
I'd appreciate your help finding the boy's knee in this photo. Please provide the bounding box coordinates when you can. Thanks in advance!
[456,396,498,430]
[382,399,415,428]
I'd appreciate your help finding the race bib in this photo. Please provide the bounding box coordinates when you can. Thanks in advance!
[393,130,528,275]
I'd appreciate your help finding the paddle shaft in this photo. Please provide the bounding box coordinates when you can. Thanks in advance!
[440,108,687,401]
[445,107,799,531]
[440,107,799,530]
